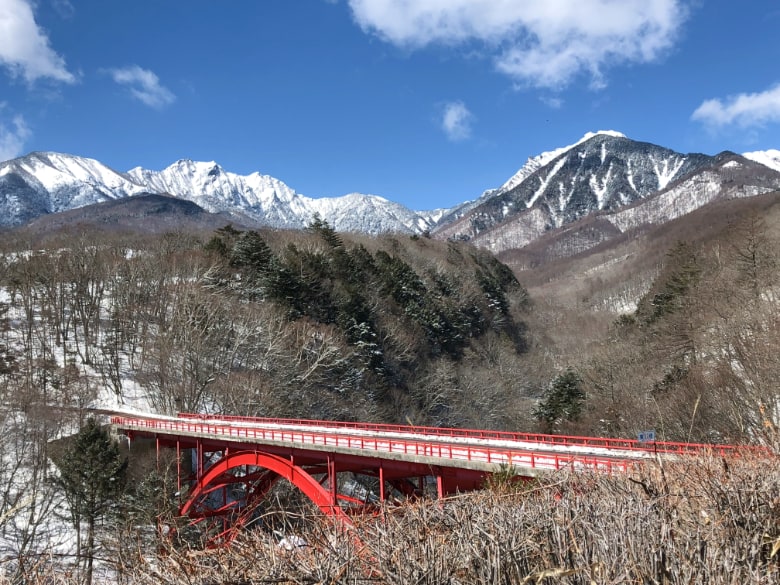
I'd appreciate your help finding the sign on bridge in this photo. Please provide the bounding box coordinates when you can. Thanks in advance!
[638,430,656,443]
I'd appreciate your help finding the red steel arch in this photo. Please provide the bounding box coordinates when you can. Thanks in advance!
[180,450,351,523]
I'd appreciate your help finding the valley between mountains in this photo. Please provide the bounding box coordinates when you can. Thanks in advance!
[0,130,779,582]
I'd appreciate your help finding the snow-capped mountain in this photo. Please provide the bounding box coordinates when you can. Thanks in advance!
[496,130,628,195]
[474,152,780,256]
[432,132,758,249]
[0,152,148,226]
[126,159,434,233]
[0,153,435,233]
[1,133,779,251]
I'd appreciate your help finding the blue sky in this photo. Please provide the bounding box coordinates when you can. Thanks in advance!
[1,0,779,210]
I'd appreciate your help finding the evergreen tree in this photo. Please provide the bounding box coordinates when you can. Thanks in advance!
[308,214,344,250]
[534,369,586,433]
[231,230,273,271]
[56,418,127,585]
[204,224,243,257]
[636,240,702,324]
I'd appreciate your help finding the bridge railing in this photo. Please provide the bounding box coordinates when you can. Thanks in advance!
[111,415,636,474]
[174,412,757,457]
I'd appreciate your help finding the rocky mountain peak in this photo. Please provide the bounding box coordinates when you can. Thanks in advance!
[431,135,725,249]
[496,130,628,195]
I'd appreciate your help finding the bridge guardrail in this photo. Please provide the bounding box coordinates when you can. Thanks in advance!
[111,415,636,474]
[174,412,758,457]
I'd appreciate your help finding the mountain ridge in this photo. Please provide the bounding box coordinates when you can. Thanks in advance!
[1,133,779,252]
[0,152,437,234]
[431,135,780,255]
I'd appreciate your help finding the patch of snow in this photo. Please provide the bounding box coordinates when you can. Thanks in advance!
[589,164,614,210]
[527,156,568,209]
[650,155,685,190]
[607,171,776,233]
[627,160,638,192]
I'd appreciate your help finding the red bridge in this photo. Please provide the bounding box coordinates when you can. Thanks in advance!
[111,412,749,541]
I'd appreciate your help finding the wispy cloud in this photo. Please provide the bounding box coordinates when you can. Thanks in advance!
[51,0,76,19]
[540,96,564,109]
[691,84,780,128]
[441,101,474,142]
[347,0,688,90]
[108,65,176,109]
[0,0,76,84]
[0,112,32,161]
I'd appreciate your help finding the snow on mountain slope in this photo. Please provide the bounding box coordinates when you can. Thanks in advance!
[496,131,627,195]
[0,152,148,226]
[0,153,436,234]
[128,160,299,210]
[128,160,431,233]
[2,134,779,243]
[462,155,780,256]
[13,152,140,195]
[433,133,716,246]
[309,192,431,233]
[608,155,780,233]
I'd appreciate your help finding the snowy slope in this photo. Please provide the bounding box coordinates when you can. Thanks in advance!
[128,160,431,233]
[433,132,718,245]
[2,134,779,242]
[496,130,627,195]
[469,154,780,255]
[0,152,148,226]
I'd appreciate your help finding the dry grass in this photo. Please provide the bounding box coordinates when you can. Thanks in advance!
[42,452,771,585]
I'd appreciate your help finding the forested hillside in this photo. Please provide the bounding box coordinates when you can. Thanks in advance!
[521,196,780,446]
[2,204,779,443]
[575,209,780,444]
[0,220,536,430]
[0,220,539,578]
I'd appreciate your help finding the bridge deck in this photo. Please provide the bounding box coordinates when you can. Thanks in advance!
[111,412,744,477]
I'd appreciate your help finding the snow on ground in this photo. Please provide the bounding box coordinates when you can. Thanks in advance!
[0,269,155,579]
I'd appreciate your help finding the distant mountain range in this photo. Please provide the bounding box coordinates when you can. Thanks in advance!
[0,152,439,234]
[1,132,779,253]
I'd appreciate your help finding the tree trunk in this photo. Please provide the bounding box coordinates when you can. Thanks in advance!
[85,515,95,585]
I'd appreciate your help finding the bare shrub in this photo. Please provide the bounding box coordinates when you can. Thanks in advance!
[109,453,780,584]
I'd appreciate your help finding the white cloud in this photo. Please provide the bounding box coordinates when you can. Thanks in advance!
[0,0,75,84]
[0,113,31,161]
[347,0,688,89]
[441,101,474,141]
[108,66,176,109]
[691,84,780,128]
[540,96,564,109]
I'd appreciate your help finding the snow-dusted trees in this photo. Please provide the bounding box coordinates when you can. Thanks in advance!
[0,222,535,431]
[0,409,65,582]
[200,222,532,423]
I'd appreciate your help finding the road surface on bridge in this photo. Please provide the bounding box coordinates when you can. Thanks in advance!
[111,411,743,477]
